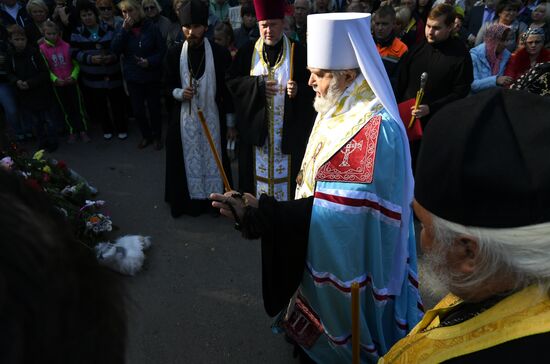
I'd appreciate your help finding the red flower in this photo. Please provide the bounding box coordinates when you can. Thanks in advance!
[57,160,67,170]
[42,173,51,183]
[26,178,43,191]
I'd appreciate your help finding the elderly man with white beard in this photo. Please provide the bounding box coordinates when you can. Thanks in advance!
[211,12,423,364]
[381,89,550,363]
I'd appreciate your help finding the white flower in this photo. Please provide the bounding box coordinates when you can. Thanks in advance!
[0,157,14,169]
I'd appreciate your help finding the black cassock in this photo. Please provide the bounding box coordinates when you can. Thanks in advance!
[164,41,234,217]
[226,38,316,196]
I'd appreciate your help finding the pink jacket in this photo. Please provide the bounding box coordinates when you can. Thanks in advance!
[39,38,76,81]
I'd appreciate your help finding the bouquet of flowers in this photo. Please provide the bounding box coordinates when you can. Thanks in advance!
[1,145,152,275]
[0,146,112,247]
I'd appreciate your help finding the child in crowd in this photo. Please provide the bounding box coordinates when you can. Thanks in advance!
[7,25,58,152]
[39,20,89,143]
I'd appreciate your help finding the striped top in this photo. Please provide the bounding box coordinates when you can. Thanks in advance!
[70,24,122,89]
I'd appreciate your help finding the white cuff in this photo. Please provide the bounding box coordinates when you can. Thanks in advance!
[226,113,236,128]
[172,88,184,101]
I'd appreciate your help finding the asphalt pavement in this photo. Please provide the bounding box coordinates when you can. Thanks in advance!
[46,123,299,364]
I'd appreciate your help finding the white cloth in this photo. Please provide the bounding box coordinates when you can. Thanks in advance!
[177,39,223,199]
[249,35,292,201]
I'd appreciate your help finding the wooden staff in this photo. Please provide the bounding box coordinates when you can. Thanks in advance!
[197,109,232,192]
[351,281,360,364]
[289,42,296,81]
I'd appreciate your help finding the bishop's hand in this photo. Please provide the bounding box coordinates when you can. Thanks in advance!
[210,191,258,221]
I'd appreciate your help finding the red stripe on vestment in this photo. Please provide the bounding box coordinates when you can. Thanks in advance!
[395,319,408,331]
[314,191,402,221]
[328,334,352,346]
[306,265,394,301]
[408,273,419,288]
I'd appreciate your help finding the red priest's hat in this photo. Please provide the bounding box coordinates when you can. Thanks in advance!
[253,0,285,21]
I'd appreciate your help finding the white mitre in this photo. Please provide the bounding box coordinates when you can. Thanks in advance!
[307,12,401,124]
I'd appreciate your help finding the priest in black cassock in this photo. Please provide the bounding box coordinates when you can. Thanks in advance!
[226,0,315,201]
[164,0,235,217]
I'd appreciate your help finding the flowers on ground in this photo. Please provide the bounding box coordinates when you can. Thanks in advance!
[1,146,115,247]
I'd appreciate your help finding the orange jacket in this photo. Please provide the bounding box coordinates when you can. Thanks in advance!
[377,37,408,64]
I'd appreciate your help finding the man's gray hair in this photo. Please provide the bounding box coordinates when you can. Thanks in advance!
[432,215,550,295]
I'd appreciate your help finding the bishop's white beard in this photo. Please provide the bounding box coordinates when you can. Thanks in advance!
[313,76,345,115]
[419,244,453,299]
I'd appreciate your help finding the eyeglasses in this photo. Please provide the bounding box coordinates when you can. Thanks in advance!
[98,6,112,11]
[143,6,156,11]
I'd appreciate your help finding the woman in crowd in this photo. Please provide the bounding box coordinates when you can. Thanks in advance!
[470,23,513,93]
[394,5,412,39]
[71,1,127,140]
[24,0,48,46]
[141,0,173,41]
[475,0,528,52]
[505,27,550,81]
[399,0,425,48]
[233,2,258,49]
[111,0,166,150]
[96,0,123,30]
[50,0,78,41]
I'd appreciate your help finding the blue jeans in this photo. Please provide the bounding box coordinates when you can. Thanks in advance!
[0,82,20,137]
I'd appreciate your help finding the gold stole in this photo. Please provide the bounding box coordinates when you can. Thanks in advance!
[380,285,550,364]
[250,36,292,201]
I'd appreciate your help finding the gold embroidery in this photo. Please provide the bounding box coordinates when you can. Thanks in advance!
[381,286,550,364]
[295,76,380,198]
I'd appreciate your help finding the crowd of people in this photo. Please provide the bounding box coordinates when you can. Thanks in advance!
[0,0,547,155]
[1,0,550,362]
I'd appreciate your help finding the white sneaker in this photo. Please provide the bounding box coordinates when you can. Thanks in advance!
[103,133,113,140]
[117,133,128,140]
